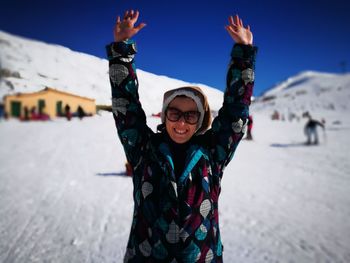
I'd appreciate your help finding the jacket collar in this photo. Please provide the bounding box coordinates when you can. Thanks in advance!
[158,135,207,198]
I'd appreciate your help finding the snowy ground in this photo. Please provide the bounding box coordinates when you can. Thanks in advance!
[1,112,350,263]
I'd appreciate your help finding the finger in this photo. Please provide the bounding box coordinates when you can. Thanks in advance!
[135,22,146,32]
[226,24,238,33]
[225,27,238,40]
[225,25,238,36]
[240,18,243,27]
[130,9,134,18]
[234,15,240,27]
[247,25,251,31]
[126,10,133,20]
[229,16,235,26]
[117,16,121,24]
[124,10,129,19]
[113,24,118,39]
[225,26,233,32]
[134,10,140,21]
[228,16,238,29]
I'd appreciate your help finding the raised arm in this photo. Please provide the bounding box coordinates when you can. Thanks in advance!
[106,10,151,168]
[205,15,257,173]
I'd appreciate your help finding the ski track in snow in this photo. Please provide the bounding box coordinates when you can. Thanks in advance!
[0,113,350,263]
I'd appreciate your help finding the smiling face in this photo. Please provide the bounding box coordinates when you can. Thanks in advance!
[165,96,199,144]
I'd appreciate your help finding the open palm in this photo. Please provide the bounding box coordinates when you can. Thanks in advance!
[114,10,146,42]
[225,15,253,45]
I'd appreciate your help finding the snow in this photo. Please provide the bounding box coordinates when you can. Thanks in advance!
[1,111,350,262]
[1,29,350,262]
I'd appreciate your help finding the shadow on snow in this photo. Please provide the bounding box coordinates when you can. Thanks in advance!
[96,172,130,177]
[270,142,317,148]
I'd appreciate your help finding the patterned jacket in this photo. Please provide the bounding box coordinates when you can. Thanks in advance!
[106,40,257,262]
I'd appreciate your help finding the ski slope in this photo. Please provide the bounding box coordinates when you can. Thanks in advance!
[0,112,349,263]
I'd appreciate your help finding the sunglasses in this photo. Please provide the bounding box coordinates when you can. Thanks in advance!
[166,107,200,124]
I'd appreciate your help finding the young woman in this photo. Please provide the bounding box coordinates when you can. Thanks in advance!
[106,10,257,262]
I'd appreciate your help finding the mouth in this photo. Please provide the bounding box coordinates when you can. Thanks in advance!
[174,128,188,135]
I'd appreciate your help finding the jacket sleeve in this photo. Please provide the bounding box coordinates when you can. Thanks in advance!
[106,40,153,167]
[205,44,257,173]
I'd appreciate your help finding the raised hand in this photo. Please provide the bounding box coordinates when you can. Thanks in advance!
[225,15,253,45]
[114,10,146,42]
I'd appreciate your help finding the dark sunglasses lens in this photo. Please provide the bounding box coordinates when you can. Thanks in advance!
[184,112,199,124]
[166,108,181,121]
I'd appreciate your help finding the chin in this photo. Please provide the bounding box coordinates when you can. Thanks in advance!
[168,131,192,144]
[172,137,190,144]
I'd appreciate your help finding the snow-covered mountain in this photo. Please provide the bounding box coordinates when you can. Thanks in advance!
[1,30,349,124]
[0,30,223,115]
[251,70,350,124]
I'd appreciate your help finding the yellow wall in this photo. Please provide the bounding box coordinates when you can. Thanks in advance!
[4,88,96,119]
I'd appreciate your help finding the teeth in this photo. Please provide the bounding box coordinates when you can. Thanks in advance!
[174,129,186,134]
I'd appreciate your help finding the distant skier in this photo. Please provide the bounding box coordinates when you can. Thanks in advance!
[23,106,30,121]
[304,114,325,145]
[77,105,85,120]
[0,104,4,121]
[64,104,71,121]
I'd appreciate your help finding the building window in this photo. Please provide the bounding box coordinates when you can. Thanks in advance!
[38,99,46,115]
[56,101,63,116]
[11,101,22,118]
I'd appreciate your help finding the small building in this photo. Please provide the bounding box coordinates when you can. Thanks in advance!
[3,87,96,120]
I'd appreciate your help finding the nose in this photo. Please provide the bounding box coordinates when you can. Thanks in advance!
[177,115,186,125]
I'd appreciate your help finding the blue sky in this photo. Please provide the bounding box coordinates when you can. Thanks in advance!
[1,0,349,96]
